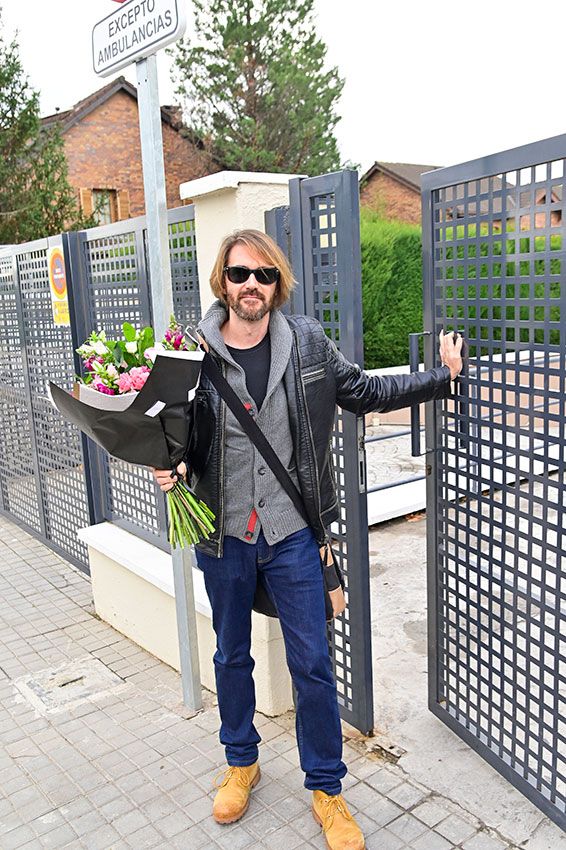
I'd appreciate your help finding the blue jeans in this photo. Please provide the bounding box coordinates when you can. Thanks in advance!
[195,526,347,795]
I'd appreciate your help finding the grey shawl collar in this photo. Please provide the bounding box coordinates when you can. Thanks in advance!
[197,300,293,408]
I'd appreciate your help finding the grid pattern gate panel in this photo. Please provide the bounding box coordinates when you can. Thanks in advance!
[284,170,373,734]
[83,231,147,335]
[17,248,90,563]
[168,214,201,327]
[425,150,566,828]
[0,254,42,531]
[309,192,354,711]
[82,227,163,540]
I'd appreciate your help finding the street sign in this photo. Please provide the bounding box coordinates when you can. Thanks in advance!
[92,0,186,77]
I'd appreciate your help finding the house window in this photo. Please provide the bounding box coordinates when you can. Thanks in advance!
[92,189,117,225]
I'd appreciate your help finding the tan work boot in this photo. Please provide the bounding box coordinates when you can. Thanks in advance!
[212,763,261,824]
[312,790,365,850]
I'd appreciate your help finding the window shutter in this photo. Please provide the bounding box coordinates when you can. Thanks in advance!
[79,188,93,217]
[117,189,130,221]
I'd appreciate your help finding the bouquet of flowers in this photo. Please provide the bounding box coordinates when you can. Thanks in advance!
[50,318,215,549]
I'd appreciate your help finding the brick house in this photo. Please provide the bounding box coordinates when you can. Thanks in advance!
[359,162,440,225]
[41,76,215,224]
[361,163,562,230]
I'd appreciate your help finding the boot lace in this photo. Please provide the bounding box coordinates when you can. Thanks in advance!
[214,765,254,790]
[320,793,353,831]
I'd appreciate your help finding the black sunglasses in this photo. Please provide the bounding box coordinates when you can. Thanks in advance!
[224,265,280,285]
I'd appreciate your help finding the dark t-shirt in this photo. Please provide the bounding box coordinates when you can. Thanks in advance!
[226,331,271,412]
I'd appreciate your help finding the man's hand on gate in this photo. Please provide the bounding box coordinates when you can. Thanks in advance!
[439,330,463,380]
[150,461,187,493]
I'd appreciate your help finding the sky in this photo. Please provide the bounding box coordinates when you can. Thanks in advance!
[2,0,565,175]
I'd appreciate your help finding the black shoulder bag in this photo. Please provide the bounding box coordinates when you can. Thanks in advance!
[201,353,345,621]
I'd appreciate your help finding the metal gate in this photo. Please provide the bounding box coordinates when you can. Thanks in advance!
[421,136,566,828]
[267,169,374,735]
[63,205,200,550]
[0,237,92,568]
[0,206,200,569]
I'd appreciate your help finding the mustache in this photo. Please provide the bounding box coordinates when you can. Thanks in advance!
[239,290,264,301]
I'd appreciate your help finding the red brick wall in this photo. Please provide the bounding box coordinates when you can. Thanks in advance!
[360,172,422,226]
[63,90,213,219]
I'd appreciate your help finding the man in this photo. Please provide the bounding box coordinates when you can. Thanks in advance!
[153,229,463,850]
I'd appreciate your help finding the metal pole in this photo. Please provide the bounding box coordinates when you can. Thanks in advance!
[136,53,202,712]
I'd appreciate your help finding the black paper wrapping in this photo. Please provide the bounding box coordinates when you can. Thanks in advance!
[49,350,204,470]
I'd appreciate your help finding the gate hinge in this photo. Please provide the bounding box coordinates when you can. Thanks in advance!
[357,418,366,493]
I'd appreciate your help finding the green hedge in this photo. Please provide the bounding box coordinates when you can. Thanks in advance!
[360,211,424,369]
[360,216,561,367]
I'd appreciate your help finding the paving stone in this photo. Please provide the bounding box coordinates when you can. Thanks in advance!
[412,799,453,828]
[152,806,194,838]
[182,791,223,827]
[255,779,292,806]
[386,781,429,810]
[216,823,259,849]
[262,825,306,849]
[245,807,286,838]
[111,807,151,837]
[388,812,430,843]
[68,810,109,836]
[364,825,406,849]
[411,830,455,850]
[0,824,37,850]
[99,794,135,821]
[462,833,513,850]
[167,822,212,848]
[435,813,479,844]
[80,823,120,850]
[363,766,404,795]
[35,823,79,849]
[284,808,320,841]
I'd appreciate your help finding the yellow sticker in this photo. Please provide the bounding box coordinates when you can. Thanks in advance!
[47,246,70,327]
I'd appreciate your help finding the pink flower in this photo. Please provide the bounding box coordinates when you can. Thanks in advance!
[84,357,95,372]
[164,328,173,342]
[117,372,134,393]
[173,333,183,350]
[129,366,150,391]
[93,380,116,395]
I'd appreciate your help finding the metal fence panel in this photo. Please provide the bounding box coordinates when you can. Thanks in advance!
[0,251,43,532]
[0,206,200,569]
[74,206,200,549]
[268,170,374,735]
[422,136,566,830]
[8,238,91,567]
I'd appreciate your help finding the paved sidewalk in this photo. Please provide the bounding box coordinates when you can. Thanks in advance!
[0,515,564,849]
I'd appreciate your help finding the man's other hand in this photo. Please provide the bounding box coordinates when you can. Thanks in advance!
[439,330,463,380]
[150,461,187,493]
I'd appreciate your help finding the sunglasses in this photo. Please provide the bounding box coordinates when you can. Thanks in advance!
[224,265,280,285]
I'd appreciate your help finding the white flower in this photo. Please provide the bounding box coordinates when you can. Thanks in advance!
[78,344,95,356]
[92,341,108,356]
[106,364,119,379]
[126,341,138,354]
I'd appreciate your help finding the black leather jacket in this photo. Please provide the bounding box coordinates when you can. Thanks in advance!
[186,314,451,557]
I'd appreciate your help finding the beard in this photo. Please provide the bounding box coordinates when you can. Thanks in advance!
[226,288,273,322]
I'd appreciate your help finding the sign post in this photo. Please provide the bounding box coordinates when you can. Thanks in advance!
[92,0,202,713]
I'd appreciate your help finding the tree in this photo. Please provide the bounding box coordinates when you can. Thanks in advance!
[0,16,93,244]
[171,0,344,175]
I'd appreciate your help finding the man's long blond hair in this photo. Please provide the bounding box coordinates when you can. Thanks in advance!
[209,229,295,310]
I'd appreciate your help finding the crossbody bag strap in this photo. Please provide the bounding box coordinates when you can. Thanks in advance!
[201,353,310,525]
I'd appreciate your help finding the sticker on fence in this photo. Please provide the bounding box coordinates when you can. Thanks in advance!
[47,246,70,327]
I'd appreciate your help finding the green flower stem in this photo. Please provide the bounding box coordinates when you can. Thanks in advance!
[166,482,216,549]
